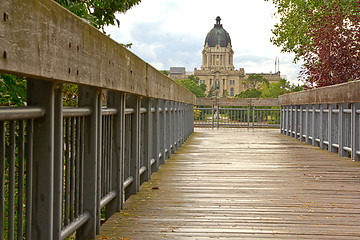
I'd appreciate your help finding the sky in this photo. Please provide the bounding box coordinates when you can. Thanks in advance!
[105,0,303,84]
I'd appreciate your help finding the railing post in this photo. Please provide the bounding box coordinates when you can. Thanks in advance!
[328,104,336,153]
[217,106,220,129]
[338,103,347,157]
[27,79,56,239]
[141,97,152,183]
[305,105,311,144]
[211,106,214,129]
[294,105,298,138]
[174,102,179,151]
[170,101,174,154]
[289,105,293,137]
[319,104,326,149]
[299,105,304,141]
[164,101,170,160]
[76,86,101,239]
[352,103,360,161]
[158,100,165,165]
[252,107,255,129]
[125,94,141,200]
[180,103,184,145]
[152,99,160,172]
[53,83,64,239]
[106,91,125,214]
[311,105,316,146]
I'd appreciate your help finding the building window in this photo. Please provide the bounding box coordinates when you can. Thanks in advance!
[215,80,220,90]
[210,79,212,85]
[230,87,234,97]
[223,79,225,85]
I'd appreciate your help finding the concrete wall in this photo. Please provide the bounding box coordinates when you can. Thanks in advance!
[279,80,360,105]
[0,0,195,104]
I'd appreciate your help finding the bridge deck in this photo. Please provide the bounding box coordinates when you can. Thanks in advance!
[97,128,360,239]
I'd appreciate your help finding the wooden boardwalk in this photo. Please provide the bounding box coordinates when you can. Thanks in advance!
[97,129,360,239]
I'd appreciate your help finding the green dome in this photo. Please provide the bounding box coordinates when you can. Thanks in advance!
[204,16,232,47]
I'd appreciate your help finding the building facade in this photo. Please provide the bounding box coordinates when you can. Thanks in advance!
[194,16,281,97]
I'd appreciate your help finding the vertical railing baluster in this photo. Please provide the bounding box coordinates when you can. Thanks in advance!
[65,118,70,226]
[17,120,25,238]
[25,119,33,239]
[9,120,15,240]
[79,116,85,214]
[70,117,75,222]
[0,121,4,240]
[75,116,80,218]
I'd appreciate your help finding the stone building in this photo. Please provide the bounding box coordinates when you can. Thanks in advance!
[194,16,281,97]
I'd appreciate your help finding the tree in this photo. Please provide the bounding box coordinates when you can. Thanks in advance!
[299,1,360,88]
[261,79,289,98]
[55,0,141,32]
[242,74,269,89]
[175,79,206,98]
[222,90,228,98]
[266,0,359,62]
[207,86,216,97]
[235,88,262,98]
[160,70,169,76]
[0,74,26,106]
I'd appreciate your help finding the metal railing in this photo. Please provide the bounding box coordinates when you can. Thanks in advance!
[281,103,360,161]
[0,0,195,239]
[279,80,360,161]
[194,106,280,128]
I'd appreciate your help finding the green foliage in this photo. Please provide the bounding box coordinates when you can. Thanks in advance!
[206,85,216,97]
[55,0,141,32]
[266,0,359,62]
[175,78,206,98]
[200,83,207,93]
[235,88,262,98]
[63,84,79,106]
[160,70,169,76]
[261,79,288,98]
[222,90,228,98]
[236,78,303,99]
[0,74,26,106]
[242,74,269,89]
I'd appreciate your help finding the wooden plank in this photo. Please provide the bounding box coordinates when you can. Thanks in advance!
[0,0,195,104]
[97,129,360,239]
[279,80,360,105]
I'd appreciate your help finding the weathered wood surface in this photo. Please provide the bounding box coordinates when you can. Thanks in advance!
[0,0,195,104]
[98,129,360,239]
[279,80,360,105]
[196,98,279,107]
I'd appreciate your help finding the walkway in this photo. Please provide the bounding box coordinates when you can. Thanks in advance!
[97,129,360,239]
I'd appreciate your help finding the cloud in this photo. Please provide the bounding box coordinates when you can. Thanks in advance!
[106,0,302,84]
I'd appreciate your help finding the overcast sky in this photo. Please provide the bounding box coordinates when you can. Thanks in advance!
[105,0,303,84]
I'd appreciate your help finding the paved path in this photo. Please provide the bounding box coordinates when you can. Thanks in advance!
[97,128,360,239]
